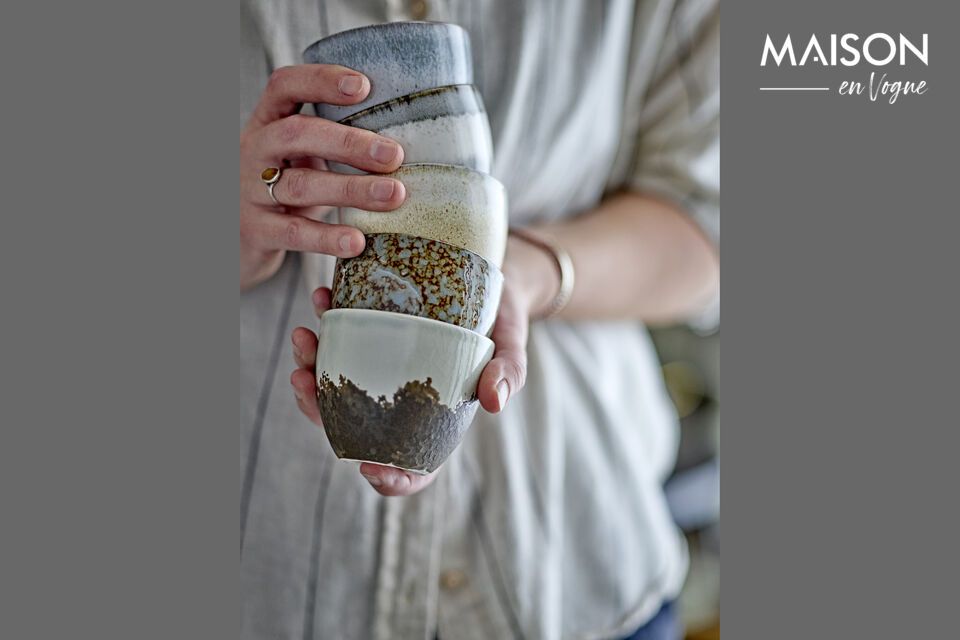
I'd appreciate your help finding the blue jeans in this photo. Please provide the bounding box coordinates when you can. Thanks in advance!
[620,601,680,640]
[436,601,678,640]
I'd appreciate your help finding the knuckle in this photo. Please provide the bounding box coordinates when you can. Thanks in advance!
[502,357,527,390]
[337,126,362,155]
[312,63,339,80]
[266,66,293,93]
[278,116,306,145]
[284,218,304,247]
[283,170,309,202]
[341,176,363,203]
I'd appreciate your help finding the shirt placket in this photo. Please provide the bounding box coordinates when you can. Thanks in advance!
[372,481,445,640]
[434,457,514,640]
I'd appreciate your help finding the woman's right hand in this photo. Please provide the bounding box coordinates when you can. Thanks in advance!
[240,65,406,290]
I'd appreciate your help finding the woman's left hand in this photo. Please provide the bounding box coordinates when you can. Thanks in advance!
[289,235,555,496]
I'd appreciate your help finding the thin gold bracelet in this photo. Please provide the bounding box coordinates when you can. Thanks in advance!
[509,227,575,319]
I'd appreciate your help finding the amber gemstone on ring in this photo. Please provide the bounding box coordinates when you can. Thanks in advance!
[261,167,280,183]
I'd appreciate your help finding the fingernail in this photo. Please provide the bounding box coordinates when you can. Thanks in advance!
[496,380,510,411]
[370,139,400,164]
[339,233,355,252]
[370,179,396,202]
[362,474,382,487]
[293,345,303,360]
[338,75,364,96]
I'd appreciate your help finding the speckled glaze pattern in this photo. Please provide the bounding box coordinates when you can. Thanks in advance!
[303,22,473,122]
[315,309,494,474]
[329,86,494,174]
[339,164,508,266]
[332,233,503,335]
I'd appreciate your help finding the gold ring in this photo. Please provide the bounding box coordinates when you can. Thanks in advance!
[260,167,282,205]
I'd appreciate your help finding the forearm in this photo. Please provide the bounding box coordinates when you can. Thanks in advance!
[511,191,719,324]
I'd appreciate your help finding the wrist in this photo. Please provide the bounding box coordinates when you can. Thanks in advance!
[502,233,561,318]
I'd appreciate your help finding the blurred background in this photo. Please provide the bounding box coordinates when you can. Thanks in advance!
[651,326,720,640]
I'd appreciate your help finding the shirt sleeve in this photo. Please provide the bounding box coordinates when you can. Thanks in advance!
[629,0,719,330]
[630,0,719,251]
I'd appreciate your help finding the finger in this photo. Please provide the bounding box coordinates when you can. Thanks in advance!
[312,287,332,318]
[290,156,327,171]
[291,368,323,426]
[242,209,365,257]
[251,65,370,127]
[478,292,530,414]
[285,158,335,223]
[359,463,439,497]
[291,327,318,370]
[257,168,406,211]
[257,115,404,173]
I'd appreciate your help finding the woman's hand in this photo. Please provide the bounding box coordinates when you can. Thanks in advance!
[240,65,407,290]
[475,234,559,412]
[288,236,558,496]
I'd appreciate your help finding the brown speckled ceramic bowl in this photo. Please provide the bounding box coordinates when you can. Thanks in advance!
[332,233,503,336]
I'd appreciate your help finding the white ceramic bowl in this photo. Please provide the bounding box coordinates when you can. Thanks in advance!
[303,22,473,122]
[316,309,494,474]
[329,85,493,174]
[339,164,508,267]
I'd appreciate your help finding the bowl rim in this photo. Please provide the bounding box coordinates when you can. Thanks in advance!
[385,162,504,186]
[319,308,495,348]
[338,84,485,126]
[303,21,468,59]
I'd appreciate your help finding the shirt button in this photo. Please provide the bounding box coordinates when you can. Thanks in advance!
[440,569,468,591]
[410,0,429,20]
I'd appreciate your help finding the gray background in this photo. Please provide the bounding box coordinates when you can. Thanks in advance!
[723,0,960,637]
[0,0,957,637]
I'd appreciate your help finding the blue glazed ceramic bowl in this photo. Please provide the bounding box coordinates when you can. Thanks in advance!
[329,85,493,174]
[303,22,473,122]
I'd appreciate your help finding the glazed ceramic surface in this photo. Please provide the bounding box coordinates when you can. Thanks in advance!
[330,85,493,174]
[339,164,508,266]
[316,309,494,474]
[303,22,473,122]
[332,233,503,335]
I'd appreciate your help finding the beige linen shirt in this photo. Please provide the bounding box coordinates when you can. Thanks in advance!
[240,1,719,639]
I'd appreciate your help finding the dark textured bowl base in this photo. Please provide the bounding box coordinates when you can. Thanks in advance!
[317,372,479,474]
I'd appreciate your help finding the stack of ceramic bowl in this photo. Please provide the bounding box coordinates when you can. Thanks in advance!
[303,22,506,474]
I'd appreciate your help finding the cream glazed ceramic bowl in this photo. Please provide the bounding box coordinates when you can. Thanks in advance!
[303,22,473,122]
[329,85,494,175]
[339,164,508,267]
[315,309,494,474]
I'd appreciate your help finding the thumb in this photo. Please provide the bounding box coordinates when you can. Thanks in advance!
[477,288,529,413]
